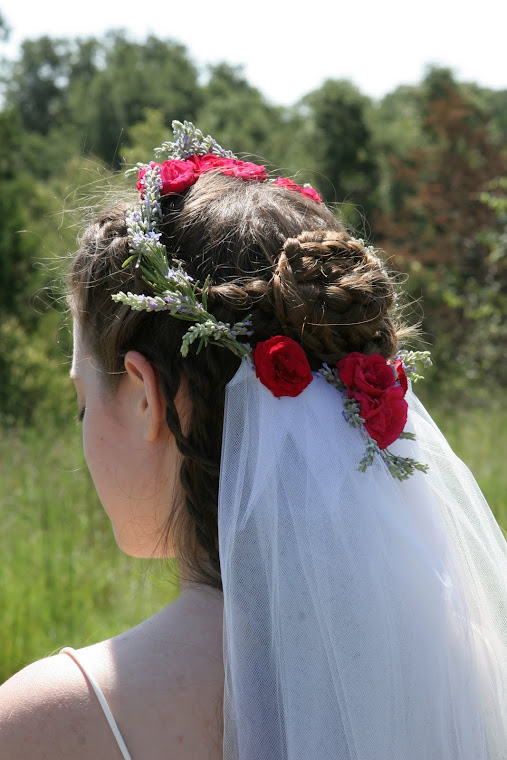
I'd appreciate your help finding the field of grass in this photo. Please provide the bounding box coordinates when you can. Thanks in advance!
[1,392,506,684]
[418,388,507,532]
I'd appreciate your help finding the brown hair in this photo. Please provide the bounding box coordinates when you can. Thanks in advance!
[70,171,409,591]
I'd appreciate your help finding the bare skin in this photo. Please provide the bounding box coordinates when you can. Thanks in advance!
[0,584,225,759]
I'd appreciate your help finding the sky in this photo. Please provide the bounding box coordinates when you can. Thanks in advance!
[1,0,506,105]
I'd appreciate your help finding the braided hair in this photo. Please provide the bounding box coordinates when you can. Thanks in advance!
[70,171,410,591]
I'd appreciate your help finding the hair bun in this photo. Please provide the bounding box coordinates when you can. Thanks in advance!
[266,230,398,364]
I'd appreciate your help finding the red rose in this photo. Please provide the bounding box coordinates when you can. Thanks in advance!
[337,352,408,449]
[274,177,322,203]
[197,154,268,181]
[356,388,408,449]
[337,353,396,399]
[159,159,198,195]
[274,177,300,191]
[253,336,313,398]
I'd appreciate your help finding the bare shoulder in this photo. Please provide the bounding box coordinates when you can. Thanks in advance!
[0,589,224,759]
[0,651,120,759]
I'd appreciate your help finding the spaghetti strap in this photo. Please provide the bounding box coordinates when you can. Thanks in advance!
[60,647,133,760]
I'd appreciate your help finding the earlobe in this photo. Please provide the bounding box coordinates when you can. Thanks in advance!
[124,351,166,442]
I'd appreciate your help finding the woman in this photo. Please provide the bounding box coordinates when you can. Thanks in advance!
[1,121,505,759]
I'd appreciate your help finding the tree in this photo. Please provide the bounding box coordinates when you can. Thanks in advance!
[4,36,74,134]
[300,79,379,224]
[123,108,168,166]
[68,32,202,165]
[4,32,202,166]
[197,63,289,166]
[0,108,41,314]
[373,70,507,384]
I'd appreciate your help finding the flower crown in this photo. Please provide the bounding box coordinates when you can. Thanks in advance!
[113,120,431,480]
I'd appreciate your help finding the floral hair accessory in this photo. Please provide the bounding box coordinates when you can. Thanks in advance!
[113,264,253,358]
[274,177,322,203]
[337,352,408,449]
[114,121,321,358]
[114,122,257,358]
[320,350,432,481]
[252,336,313,397]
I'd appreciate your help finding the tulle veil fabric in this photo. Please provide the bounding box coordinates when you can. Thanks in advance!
[218,359,507,760]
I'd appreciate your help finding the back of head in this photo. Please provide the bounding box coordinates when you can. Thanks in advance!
[70,160,404,590]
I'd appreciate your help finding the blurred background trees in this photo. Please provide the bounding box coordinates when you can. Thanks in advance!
[1,29,506,425]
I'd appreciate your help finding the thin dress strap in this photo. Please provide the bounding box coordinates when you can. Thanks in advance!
[60,646,133,760]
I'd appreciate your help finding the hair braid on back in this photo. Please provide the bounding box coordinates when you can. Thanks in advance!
[158,344,240,589]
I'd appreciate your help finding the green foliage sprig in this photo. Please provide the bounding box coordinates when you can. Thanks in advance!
[396,350,433,383]
[113,265,253,358]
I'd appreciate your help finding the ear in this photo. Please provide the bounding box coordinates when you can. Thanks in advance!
[123,351,166,442]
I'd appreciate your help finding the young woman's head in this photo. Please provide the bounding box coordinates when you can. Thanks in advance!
[70,170,403,591]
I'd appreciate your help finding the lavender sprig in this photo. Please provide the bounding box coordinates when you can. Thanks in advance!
[154,120,236,161]
[124,164,164,269]
[118,126,252,359]
[380,451,429,481]
[396,350,432,383]
[181,319,253,358]
[113,262,252,359]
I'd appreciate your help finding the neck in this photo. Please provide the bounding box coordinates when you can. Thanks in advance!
[177,580,224,613]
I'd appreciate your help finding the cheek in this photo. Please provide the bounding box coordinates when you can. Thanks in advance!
[81,396,135,508]
[81,402,174,556]
[82,406,120,508]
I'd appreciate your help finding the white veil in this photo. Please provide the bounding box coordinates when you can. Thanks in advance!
[218,359,507,760]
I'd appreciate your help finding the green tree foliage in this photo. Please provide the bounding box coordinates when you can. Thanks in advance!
[0,107,41,314]
[122,108,169,167]
[368,85,427,214]
[300,79,380,225]
[0,10,10,41]
[374,68,507,384]
[69,32,201,166]
[5,36,74,134]
[4,32,202,167]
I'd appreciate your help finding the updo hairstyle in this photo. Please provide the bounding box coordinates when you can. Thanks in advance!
[70,171,408,591]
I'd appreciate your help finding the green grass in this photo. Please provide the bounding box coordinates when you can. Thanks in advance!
[1,394,506,683]
[417,388,507,533]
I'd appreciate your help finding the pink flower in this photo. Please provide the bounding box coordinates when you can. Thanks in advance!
[159,159,198,195]
[274,177,322,203]
[197,154,268,181]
